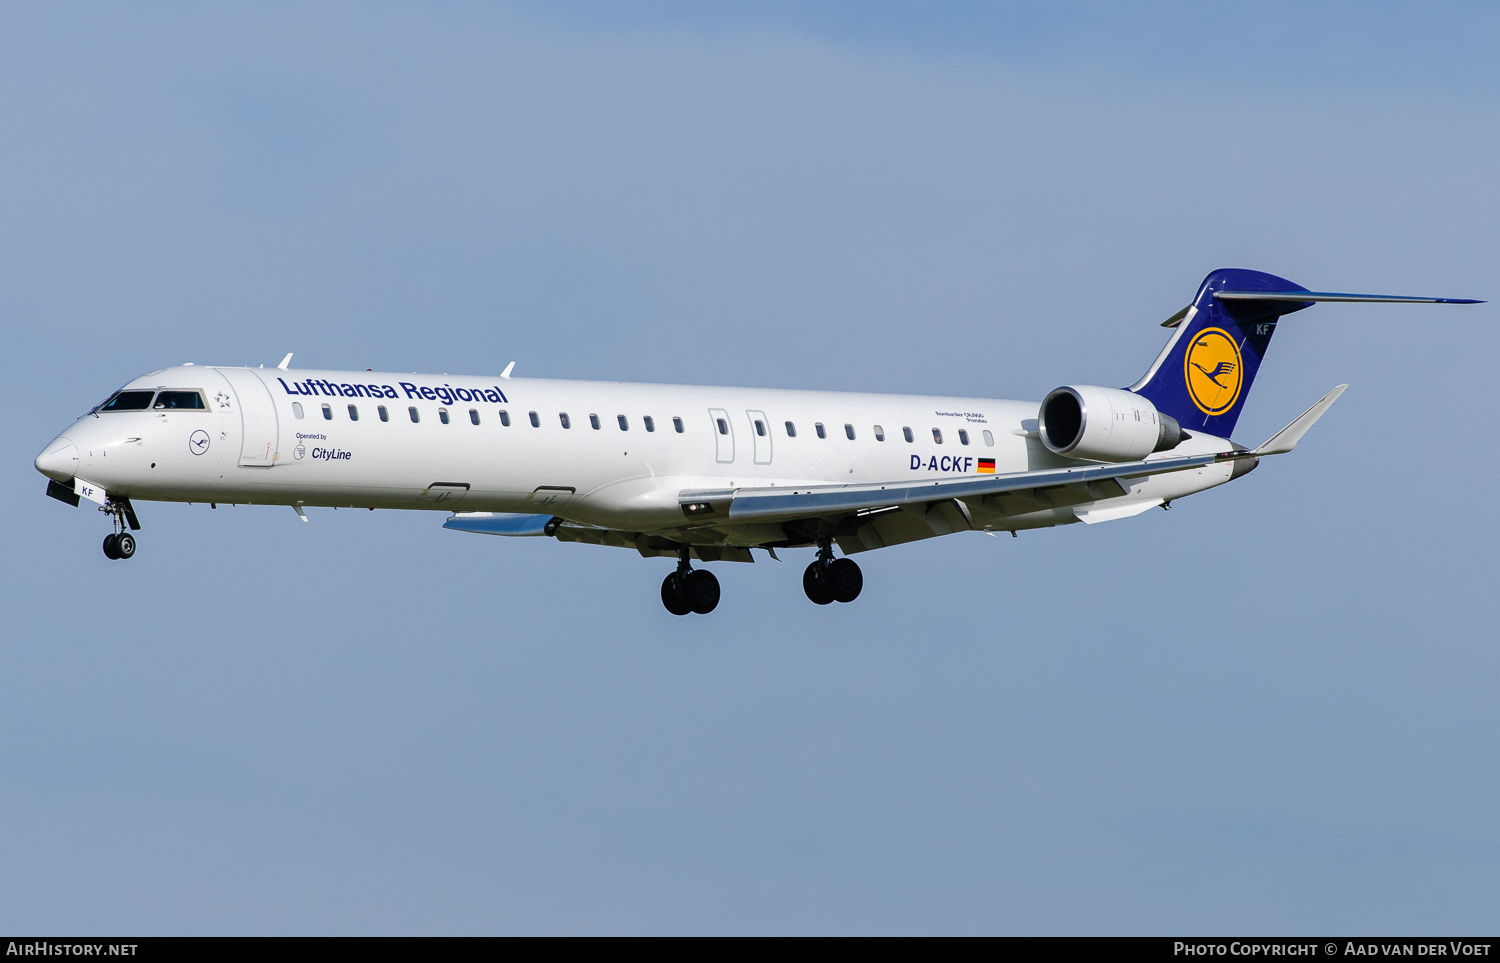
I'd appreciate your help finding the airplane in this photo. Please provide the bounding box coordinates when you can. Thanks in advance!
[34,268,1479,615]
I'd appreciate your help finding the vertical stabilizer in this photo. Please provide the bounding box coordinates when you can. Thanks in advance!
[1130,268,1312,437]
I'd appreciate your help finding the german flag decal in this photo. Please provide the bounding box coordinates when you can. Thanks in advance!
[977,458,995,474]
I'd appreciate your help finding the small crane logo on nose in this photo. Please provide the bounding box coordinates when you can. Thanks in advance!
[189,430,211,455]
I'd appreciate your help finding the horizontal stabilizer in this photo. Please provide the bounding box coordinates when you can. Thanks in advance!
[444,512,554,536]
[1253,385,1348,456]
[1216,290,1483,304]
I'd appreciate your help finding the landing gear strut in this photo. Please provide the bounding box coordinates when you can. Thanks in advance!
[660,547,720,615]
[100,497,140,561]
[803,540,862,605]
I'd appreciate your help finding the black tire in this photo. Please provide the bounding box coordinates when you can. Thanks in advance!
[686,569,720,614]
[661,573,692,616]
[115,532,136,559]
[803,562,834,605]
[828,558,862,603]
[102,534,120,559]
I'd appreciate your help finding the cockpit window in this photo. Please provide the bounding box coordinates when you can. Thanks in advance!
[154,390,206,410]
[98,390,155,412]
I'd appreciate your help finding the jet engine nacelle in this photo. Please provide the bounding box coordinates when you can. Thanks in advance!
[1038,385,1184,461]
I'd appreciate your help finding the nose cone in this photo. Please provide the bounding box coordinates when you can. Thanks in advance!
[35,437,79,482]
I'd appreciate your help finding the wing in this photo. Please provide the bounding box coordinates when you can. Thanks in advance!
[676,449,1237,528]
[442,452,1231,562]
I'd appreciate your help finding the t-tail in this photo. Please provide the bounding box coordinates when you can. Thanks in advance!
[1130,268,1481,438]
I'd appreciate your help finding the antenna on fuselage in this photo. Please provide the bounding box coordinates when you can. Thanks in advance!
[501,361,515,379]
[277,353,293,370]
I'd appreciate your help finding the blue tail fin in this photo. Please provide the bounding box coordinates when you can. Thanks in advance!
[1131,268,1312,438]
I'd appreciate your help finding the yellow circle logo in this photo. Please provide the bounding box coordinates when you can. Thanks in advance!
[1184,327,1243,416]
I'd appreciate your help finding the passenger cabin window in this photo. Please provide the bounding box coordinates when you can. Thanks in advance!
[348,404,359,421]
[155,390,206,410]
[874,425,885,441]
[815,423,826,439]
[785,421,797,437]
[644,416,655,432]
[98,390,155,412]
[292,402,304,419]
[958,429,969,445]
[559,412,571,429]
[409,407,420,423]
[528,411,540,427]
[844,424,855,440]
[499,410,510,427]
[903,426,914,443]
[378,405,389,422]
[322,404,333,420]
[982,429,993,446]
[439,408,450,424]
[673,417,684,433]
[589,413,601,430]
[618,415,630,431]
[716,418,728,435]
[469,409,480,425]
[932,428,943,444]
[753,419,765,437]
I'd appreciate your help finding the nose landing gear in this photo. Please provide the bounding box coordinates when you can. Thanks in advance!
[803,541,862,605]
[102,532,136,560]
[100,497,141,561]
[661,547,720,615]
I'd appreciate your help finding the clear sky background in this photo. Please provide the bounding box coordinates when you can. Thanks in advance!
[2,1,1497,935]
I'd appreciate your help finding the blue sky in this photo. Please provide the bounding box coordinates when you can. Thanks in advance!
[2,2,1496,934]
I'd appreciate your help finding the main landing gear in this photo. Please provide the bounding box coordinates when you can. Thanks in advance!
[803,541,862,605]
[100,497,141,561]
[658,542,863,614]
[661,547,720,616]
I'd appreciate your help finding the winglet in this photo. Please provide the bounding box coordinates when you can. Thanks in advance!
[1252,385,1348,455]
[277,353,294,370]
[500,361,515,380]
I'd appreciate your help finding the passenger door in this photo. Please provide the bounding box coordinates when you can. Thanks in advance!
[745,409,772,465]
[708,408,735,464]
[216,368,281,467]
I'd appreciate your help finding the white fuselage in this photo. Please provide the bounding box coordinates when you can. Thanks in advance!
[36,365,1241,547]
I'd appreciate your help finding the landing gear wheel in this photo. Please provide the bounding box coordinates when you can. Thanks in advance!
[114,532,136,559]
[661,573,692,616]
[827,558,862,603]
[102,533,120,559]
[803,562,834,605]
[685,569,720,614]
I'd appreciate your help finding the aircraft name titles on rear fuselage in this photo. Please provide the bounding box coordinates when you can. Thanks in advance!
[276,376,509,406]
[934,410,989,424]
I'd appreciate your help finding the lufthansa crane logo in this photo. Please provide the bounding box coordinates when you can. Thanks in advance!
[1184,327,1244,416]
[188,430,211,455]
